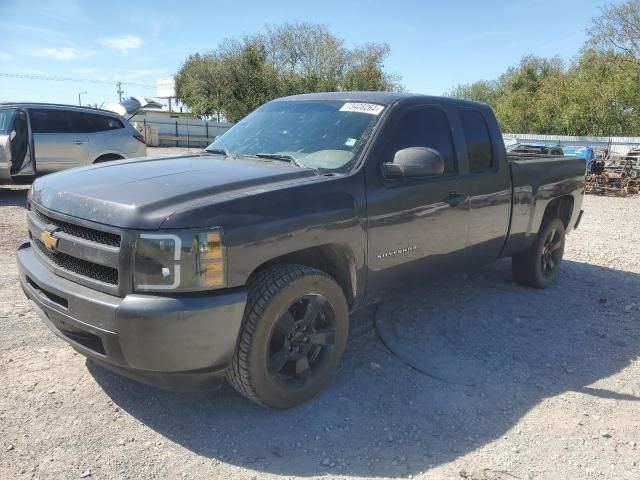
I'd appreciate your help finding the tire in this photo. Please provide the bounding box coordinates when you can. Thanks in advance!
[226,264,349,409]
[512,218,566,289]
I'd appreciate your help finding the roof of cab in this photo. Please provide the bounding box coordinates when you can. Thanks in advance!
[274,91,487,108]
[0,102,119,115]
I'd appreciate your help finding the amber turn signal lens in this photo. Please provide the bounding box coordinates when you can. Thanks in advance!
[202,262,224,287]
[198,230,225,288]
[205,232,222,258]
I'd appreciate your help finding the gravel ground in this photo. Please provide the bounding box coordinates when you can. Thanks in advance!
[1,184,639,480]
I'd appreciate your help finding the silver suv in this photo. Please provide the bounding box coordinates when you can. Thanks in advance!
[0,102,149,183]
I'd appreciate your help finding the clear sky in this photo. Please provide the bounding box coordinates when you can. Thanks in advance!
[0,0,612,107]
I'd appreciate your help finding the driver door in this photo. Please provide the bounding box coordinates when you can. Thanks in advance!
[364,104,468,301]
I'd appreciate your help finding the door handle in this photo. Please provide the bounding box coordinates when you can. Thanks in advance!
[444,192,466,207]
[73,140,86,145]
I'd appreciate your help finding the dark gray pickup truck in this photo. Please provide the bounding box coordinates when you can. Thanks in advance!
[17,92,585,408]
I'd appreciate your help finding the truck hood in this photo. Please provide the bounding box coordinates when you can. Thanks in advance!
[30,154,317,229]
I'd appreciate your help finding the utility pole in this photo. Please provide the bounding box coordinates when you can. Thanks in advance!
[116,82,124,102]
[78,91,87,106]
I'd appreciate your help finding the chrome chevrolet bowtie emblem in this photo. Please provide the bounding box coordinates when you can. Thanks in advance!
[40,230,59,251]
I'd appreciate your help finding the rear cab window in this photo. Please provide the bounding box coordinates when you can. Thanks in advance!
[459,108,494,174]
[386,106,458,175]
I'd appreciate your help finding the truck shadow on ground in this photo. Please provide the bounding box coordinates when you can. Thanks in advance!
[90,259,640,478]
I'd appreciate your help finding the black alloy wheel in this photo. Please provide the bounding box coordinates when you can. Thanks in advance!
[512,217,566,289]
[267,294,336,383]
[540,226,563,278]
[226,264,349,409]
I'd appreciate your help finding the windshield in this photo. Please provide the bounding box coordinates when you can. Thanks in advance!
[0,109,16,135]
[207,100,385,172]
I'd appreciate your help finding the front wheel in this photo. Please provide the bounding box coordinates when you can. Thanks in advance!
[512,218,566,289]
[226,264,349,408]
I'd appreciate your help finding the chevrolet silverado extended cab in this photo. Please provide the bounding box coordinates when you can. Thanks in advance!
[17,93,585,408]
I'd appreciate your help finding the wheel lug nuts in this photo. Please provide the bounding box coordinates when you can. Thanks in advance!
[288,346,293,352]
[296,346,301,352]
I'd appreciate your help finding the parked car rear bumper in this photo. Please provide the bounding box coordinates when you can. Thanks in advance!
[17,241,247,391]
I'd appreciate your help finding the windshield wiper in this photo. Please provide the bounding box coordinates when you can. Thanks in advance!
[254,152,306,168]
[203,147,235,159]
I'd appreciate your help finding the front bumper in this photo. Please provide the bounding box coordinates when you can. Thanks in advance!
[17,241,247,391]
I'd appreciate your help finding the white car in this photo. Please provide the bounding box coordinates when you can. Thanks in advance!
[0,97,161,183]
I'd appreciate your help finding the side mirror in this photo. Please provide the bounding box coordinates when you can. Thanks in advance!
[382,147,444,179]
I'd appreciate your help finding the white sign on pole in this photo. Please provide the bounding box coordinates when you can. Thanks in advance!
[157,77,176,98]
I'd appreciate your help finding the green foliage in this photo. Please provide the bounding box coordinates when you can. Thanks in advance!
[449,50,640,136]
[589,0,640,63]
[562,51,640,135]
[175,39,280,123]
[448,0,640,136]
[175,22,403,122]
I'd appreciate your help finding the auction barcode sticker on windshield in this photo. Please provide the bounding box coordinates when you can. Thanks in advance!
[339,102,384,115]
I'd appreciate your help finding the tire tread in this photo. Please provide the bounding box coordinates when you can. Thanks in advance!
[512,216,565,288]
[225,264,332,406]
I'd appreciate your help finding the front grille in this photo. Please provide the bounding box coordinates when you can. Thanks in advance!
[32,208,121,247]
[33,239,119,285]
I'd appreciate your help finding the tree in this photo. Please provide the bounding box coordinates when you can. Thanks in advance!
[589,0,640,64]
[262,22,346,92]
[175,22,403,122]
[562,50,640,136]
[447,56,565,133]
[492,56,564,133]
[215,39,281,123]
[446,1,640,136]
[447,80,498,105]
[341,43,405,92]
[174,53,225,119]
[175,39,281,123]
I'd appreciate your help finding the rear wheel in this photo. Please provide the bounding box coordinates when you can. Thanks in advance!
[512,218,566,289]
[94,154,124,163]
[226,264,349,408]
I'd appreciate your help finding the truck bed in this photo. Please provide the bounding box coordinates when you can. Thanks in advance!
[502,153,586,257]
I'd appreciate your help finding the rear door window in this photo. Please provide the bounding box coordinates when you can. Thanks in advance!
[71,112,124,133]
[387,106,457,174]
[102,115,124,131]
[459,109,494,173]
[30,109,75,134]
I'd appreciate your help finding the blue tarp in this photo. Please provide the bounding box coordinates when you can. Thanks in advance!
[562,146,595,161]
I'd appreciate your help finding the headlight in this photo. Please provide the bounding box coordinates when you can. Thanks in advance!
[133,229,225,292]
